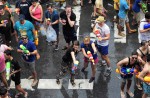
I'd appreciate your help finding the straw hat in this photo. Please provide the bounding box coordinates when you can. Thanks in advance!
[96,16,106,23]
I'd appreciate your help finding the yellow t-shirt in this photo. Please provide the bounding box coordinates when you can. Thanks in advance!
[95,0,103,13]
[114,0,119,10]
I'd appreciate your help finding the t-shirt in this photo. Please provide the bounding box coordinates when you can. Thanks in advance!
[45,10,59,31]
[0,44,9,52]
[114,0,120,10]
[95,23,110,46]
[0,10,11,34]
[95,0,103,13]
[60,11,76,35]
[18,40,36,62]
[132,0,141,13]
[0,52,5,72]
[15,0,32,21]
[81,41,98,60]
[10,59,21,78]
[62,47,78,63]
[118,0,129,19]
[14,20,35,41]
[139,18,150,41]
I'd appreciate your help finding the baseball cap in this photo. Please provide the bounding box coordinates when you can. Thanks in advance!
[19,14,25,21]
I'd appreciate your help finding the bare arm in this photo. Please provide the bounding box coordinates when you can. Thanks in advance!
[91,43,97,54]
[102,33,110,40]
[71,51,77,64]
[138,65,148,81]
[140,28,150,33]
[117,58,128,74]
[81,48,89,58]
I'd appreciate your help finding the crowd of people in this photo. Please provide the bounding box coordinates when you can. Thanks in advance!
[0,0,149,98]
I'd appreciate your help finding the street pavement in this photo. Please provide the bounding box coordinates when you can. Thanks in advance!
[8,0,145,98]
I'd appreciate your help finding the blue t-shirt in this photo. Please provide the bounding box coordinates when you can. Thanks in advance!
[81,41,97,60]
[132,0,141,13]
[18,40,36,62]
[14,20,35,41]
[45,10,59,31]
[118,0,129,19]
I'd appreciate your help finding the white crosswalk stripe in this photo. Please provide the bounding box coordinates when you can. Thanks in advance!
[10,79,94,90]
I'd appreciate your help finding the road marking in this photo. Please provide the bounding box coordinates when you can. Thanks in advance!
[72,1,81,40]
[114,16,126,43]
[68,79,94,89]
[10,79,35,91]
[90,33,96,42]
[38,79,62,89]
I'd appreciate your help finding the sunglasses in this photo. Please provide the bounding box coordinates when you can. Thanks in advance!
[21,37,27,40]
[132,56,137,60]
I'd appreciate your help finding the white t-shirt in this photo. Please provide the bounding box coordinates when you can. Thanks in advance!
[0,44,9,52]
[95,23,110,46]
[139,18,150,41]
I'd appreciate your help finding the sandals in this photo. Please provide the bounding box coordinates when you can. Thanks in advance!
[136,84,142,90]
[120,91,126,98]
[15,92,23,98]
[127,91,134,97]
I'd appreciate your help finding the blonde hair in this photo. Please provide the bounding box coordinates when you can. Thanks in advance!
[83,36,90,43]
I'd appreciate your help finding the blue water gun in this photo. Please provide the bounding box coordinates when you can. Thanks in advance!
[72,61,79,74]
[144,23,150,29]
[121,67,137,74]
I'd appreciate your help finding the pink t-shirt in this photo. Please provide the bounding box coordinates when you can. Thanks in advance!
[0,44,9,52]
[31,5,42,19]
[0,52,6,72]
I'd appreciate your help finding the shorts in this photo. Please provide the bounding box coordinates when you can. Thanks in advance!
[63,34,77,44]
[121,76,133,83]
[84,57,98,64]
[119,16,129,27]
[23,61,36,72]
[61,60,72,72]
[11,74,21,86]
[133,12,141,22]
[143,82,150,95]
[92,0,96,5]
[96,45,109,55]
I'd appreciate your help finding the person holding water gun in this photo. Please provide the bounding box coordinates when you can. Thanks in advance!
[56,40,79,86]
[138,54,150,98]
[93,16,111,77]
[117,51,142,98]
[4,50,28,98]
[81,36,98,83]
[17,35,38,87]
[139,12,150,41]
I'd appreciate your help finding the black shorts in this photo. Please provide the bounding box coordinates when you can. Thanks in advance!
[11,74,21,86]
[92,0,96,5]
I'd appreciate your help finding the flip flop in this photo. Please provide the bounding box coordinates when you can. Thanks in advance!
[120,91,126,98]
[136,84,142,90]
[127,91,134,97]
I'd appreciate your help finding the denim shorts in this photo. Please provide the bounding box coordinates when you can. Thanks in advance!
[143,82,150,95]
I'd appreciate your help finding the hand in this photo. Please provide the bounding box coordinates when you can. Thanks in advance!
[27,52,31,56]
[67,13,71,18]
[98,37,102,41]
[120,72,125,76]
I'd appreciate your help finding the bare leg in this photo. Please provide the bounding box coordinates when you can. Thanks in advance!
[142,93,148,98]
[1,71,8,88]
[126,80,134,97]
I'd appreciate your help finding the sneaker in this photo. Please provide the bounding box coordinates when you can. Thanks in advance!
[104,67,112,77]
[55,45,59,51]
[102,60,107,66]
[24,92,28,98]
[62,46,68,50]
[31,79,38,86]
[89,77,95,83]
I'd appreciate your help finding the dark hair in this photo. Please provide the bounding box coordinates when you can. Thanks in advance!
[73,40,80,46]
[147,54,150,62]
[46,3,53,8]
[65,5,72,9]
[145,12,150,19]
[4,50,12,56]
[31,0,37,2]
[131,50,138,56]
[141,40,147,46]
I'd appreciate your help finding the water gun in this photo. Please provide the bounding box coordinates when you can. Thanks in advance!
[141,3,148,13]
[6,61,11,80]
[116,68,138,75]
[20,45,29,54]
[87,51,95,65]
[94,30,102,41]
[144,23,150,29]
[72,61,79,74]
[34,30,39,46]
[1,20,8,26]
[15,8,20,15]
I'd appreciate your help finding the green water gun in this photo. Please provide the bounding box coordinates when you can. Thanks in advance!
[6,62,11,80]
[141,3,148,13]
[20,45,29,54]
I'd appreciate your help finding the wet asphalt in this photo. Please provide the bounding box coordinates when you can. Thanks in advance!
[8,0,144,98]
